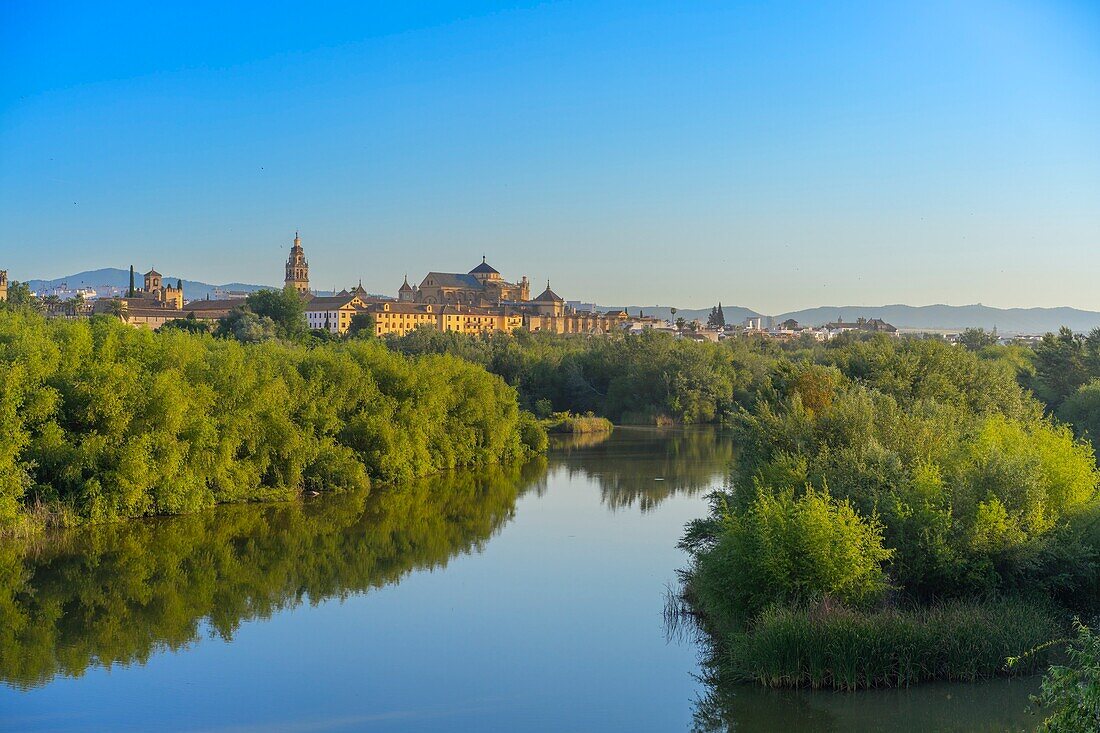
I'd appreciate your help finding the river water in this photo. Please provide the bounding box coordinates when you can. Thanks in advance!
[0,428,1041,732]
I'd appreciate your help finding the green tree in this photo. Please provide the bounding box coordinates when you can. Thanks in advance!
[346,312,375,339]
[958,327,997,351]
[244,287,306,340]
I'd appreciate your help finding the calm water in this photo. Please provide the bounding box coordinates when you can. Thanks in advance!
[0,428,1041,732]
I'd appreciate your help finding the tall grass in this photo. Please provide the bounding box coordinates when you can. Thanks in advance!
[720,597,1064,691]
[542,412,614,434]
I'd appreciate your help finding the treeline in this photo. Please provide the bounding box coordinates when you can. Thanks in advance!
[385,328,768,424]
[0,461,543,688]
[677,334,1100,691]
[0,311,545,530]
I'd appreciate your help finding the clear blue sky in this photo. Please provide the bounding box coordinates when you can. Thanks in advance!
[2,1,1098,312]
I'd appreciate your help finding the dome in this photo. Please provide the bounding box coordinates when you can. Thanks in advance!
[469,256,499,275]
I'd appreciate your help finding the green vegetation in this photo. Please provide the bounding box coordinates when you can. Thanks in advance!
[725,598,1061,691]
[542,411,614,434]
[1028,619,1100,733]
[678,334,1100,690]
[0,460,544,689]
[0,310,545,531]
[384,328,761,424]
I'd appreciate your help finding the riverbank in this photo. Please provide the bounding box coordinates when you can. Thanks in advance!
[0,311,546,534]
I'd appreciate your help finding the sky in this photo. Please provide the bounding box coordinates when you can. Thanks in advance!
[2,0,1099,313]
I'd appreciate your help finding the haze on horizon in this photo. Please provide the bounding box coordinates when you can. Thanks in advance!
[2,0,1098,314]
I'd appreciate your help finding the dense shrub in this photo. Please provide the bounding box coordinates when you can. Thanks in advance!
[0,311,545,529]
[1030,619,1100,733]
[681,333,1100,690]
[688,488,891,626]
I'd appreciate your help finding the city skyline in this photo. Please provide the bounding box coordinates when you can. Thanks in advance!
[3,1,1099,312]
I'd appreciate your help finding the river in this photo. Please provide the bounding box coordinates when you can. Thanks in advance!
[0,428,1041,732]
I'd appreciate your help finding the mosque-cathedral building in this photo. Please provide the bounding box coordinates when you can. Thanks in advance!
[285,234,631,337]
[17,232,635,335]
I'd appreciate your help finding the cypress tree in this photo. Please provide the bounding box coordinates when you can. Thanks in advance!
[128,265,135,297]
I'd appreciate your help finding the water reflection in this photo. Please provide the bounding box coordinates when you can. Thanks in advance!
[690,676,1040,732]
[550,427,735,512]
[0,459,546,690]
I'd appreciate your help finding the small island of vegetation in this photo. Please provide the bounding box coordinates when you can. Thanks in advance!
[0,306,546,533]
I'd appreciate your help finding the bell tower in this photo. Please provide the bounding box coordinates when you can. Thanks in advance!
[285,232,310,294]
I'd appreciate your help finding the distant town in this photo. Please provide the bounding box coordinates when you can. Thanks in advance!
[0,234,1071,345]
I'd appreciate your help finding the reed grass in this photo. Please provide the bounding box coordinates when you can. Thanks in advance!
[720,597,1064,690]
[542,412,614,434]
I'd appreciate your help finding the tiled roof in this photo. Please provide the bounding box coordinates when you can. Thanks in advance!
[304,295,364,311]
[182,298,247,311]
[533,284,563,302]
[469,258,499,275]
[421,272,483,289]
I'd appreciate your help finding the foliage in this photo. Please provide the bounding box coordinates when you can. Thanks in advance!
[687,487,891,626]
[1026,327,1100,411]
[542,412,614,434]
[160,315,211,335]
[1057,380,1100,454]
[1031,619,1100,733]
[385,329,757,424]
[679,331,1100,690]
[0,281,39,310]
[0,310,545,530]
[244,286,307,339]
[346,311,376,339]
[958,327,998,351]
[720,597,1062,691]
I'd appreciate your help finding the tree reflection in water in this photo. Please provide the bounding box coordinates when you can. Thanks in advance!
[549,427,735,512]
[0,458,546,690]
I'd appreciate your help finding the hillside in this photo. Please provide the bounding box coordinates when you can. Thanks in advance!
[775,304,1100,334]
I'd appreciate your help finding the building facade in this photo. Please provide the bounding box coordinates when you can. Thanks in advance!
[285,232,310,294]
[0,270,7,303]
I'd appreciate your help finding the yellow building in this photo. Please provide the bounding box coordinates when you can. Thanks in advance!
[368,302,440,337]
[0,270,7,303]
[396,261,630,337]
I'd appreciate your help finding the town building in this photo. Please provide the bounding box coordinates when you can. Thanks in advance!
[0,270,7,302]
[305,293,373,334]
[92,267,186,328]
[285,232,310,294]
[415,257,530,306]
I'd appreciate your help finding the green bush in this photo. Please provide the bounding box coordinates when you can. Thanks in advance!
[722,597,1063,690]
[0,311,545,530]
[1031,619,1100,733]
[689,487,891,627]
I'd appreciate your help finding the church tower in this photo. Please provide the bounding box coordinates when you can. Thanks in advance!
[0,270,7,303]
[285,232,310,294]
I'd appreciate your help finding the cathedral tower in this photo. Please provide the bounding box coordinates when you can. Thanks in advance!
[285,232,310,294]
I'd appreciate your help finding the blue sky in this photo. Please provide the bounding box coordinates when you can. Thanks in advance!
[2,0,1098,312]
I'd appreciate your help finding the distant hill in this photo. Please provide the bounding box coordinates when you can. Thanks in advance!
[775,304,1100,335]
[24,268,273,302]
[610,302,1100,334]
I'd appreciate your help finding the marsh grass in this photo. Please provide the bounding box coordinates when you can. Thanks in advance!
[542,412,614,434]
[720,597,1064,691]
